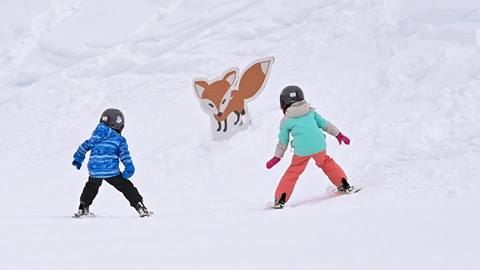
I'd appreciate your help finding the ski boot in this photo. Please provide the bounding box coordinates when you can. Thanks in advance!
[337,178,354,194]
[73,202,91,218]
[134,202,152,217]
[272,193,286,209]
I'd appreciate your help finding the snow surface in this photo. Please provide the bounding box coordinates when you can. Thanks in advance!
[1,0,480,269]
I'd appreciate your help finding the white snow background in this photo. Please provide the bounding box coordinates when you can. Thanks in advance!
[1,0,479,269]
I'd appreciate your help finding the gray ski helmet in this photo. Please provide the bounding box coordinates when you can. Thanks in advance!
[280,85,304,112]
[100,108,125,133]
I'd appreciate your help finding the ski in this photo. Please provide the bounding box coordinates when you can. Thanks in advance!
[140,211,154,218]
[266,201,287,209]
[72,212,95,218]
[326,185,363,195]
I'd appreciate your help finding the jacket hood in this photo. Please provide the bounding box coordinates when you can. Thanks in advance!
[91,123,118,143]
[285,100,311,118]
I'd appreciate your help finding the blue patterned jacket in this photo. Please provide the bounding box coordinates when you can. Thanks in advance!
[73,123,134,179]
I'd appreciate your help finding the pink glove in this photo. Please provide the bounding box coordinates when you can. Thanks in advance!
[266,157,281,169]
[336,132,350,145]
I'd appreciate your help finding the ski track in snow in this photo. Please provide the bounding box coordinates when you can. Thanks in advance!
[1,0,480,269]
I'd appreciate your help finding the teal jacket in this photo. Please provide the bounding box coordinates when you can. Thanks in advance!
[275,101,340,157]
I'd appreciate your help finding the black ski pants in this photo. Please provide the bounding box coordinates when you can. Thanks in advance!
[80,174,143,207]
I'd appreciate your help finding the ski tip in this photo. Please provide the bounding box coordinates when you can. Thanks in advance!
[265,201,274,209]
[326,186,338,194]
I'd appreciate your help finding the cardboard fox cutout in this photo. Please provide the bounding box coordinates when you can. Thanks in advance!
[193,57,274,140]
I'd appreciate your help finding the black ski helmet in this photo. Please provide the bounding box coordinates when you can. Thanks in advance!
[280,85,304,112]
[100,108,125,133]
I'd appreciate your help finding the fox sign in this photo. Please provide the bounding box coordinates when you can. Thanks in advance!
[193,57,274,140]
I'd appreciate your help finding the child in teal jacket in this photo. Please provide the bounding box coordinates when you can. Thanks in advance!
[266,86,353,209]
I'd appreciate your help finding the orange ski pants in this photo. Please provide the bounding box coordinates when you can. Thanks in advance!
[275,151,347,203]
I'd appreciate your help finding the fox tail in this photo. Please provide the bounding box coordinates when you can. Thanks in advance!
[237,57,274,101]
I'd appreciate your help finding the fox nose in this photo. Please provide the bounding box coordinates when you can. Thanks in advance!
[217,112,223,117]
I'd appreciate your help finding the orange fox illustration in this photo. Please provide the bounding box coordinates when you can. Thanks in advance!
[193,57,274,133]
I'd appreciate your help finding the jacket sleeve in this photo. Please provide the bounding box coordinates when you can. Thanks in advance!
[275,118,290,158]
[314,111,340,137]
[73,139,92,162]
[119,138,134,168]
[73,125,110,162]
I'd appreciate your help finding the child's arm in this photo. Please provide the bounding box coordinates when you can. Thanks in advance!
[267,119,290,169]
[275,119,290,158]
[313,111,340,136]
[119,138,135,179]
[314,111,350,145]
[72,125,110,164]
[72,139,92,169]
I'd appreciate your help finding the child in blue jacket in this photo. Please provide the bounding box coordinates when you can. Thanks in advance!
[72,108,151,217]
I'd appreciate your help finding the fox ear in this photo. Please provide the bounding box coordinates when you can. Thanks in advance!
[223,70,237,86]
[194,80,208,98]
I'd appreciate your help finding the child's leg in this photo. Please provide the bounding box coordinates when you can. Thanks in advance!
[275,155,311,203]
[105,175,143,207]
[79,178,103,205]
[312,151,347,187]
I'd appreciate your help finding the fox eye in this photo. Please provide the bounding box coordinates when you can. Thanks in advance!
[221,99,226,105]
[208,103,214,108]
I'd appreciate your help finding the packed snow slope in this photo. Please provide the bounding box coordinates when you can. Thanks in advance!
[1,0,480,269]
